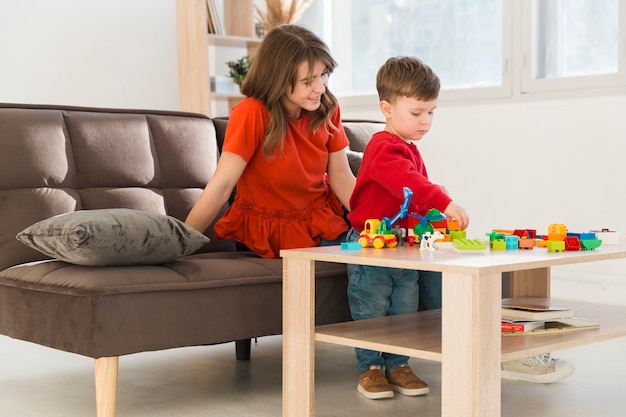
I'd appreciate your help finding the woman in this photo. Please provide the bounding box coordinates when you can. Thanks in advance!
[185,24,355,258]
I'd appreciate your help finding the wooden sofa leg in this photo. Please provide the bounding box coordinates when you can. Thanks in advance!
[94,356,119,417]
[235,338,251,361]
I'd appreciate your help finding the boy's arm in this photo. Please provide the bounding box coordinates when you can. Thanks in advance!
[368,144,452,212]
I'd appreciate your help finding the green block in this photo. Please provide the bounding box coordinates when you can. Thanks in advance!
[449,230,467,241]
[580,239,602,250]
[491,239,507,250]
[547,240,565,252]
[452,238,487,251]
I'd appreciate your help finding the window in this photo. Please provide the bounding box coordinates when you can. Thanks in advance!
[532,0,618,79]
[322,0,505,97]
[522,0,622,92]
[306,0,625,102]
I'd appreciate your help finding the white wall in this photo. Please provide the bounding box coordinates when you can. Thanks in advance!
[340,94,626,306]
[0,0,179,110]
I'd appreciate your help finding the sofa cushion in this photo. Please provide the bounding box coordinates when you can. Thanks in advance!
[16,208,209,266]
[0,252,350,357]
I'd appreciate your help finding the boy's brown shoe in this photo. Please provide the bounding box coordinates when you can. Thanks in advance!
[357,367,394,399]
[386,364,430,396]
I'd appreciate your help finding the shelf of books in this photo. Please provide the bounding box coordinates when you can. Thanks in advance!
[314,298,626,363]
[501,297,598,336]
[500,298,626,361]
[205,0,260,116]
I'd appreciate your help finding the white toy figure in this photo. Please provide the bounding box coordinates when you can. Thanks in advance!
[420,231,443,251]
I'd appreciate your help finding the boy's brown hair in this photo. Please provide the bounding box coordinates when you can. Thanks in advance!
[376,56,440,103]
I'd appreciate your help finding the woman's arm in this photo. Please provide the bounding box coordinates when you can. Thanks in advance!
[185,151,248,232]
[327,148,356,211]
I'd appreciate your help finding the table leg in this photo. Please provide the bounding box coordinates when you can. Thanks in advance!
[508,267,550,298]
[283,257,316,417]
[441,272,502,417]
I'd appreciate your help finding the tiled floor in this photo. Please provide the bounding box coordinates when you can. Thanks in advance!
[1,332,625,417]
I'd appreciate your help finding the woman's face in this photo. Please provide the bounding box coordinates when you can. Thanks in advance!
[282,59,329,119]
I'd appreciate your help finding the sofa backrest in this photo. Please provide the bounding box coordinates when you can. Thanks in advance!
[340,119,385,176]
[0,103,235,271]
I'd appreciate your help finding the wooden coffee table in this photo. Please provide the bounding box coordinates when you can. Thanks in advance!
[281,243,626,417]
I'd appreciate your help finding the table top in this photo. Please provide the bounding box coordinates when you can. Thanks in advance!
[280,242,626,274]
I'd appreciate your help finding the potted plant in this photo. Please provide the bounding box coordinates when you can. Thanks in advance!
[226,54,252,88]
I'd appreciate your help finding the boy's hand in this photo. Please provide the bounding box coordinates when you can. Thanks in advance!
[444,202,470,230]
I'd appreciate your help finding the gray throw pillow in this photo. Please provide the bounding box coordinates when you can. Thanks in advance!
[16,208,209,266]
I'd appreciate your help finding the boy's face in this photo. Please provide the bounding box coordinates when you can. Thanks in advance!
[380,96,438,141]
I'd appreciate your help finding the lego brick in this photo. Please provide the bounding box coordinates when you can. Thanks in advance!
[452,238,488,253]
[591,229,619,245]
[580,239,602,250]
[547,240,565,252]
[492,239,507,250]
[341,242,362,250]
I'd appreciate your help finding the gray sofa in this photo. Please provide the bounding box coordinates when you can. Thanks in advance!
[0,103,383,417]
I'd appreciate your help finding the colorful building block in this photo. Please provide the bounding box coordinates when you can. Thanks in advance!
[447,219,461,231]
[564,236,581,251]
[449,230,467,242]
[547,240,565,253]
[341,241,362,250]
[547,223,567,241]
[452,238,488,252]
[518,238,535,250]
[491,239,507,250]
[504,235,519,250]
[580,239,602,250]
[591,229,619,245]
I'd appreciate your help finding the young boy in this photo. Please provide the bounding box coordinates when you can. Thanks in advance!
[346,56,469,400]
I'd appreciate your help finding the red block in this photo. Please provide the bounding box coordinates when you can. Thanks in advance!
[564,236,581,251]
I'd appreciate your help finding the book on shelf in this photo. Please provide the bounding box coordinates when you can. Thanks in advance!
[206,0,224,35]
[501,299,574,321]
[502,317,599,336]
[206,8,215,34]
[501,320,545,333]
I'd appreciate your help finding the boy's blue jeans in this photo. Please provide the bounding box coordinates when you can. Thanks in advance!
[345,228,442,373]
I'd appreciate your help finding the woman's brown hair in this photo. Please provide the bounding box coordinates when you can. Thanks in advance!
[241,24,339,157]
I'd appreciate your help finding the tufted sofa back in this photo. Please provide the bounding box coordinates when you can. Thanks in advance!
[0,104,235,271]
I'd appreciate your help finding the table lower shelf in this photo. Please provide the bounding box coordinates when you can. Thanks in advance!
[314,299,626,362]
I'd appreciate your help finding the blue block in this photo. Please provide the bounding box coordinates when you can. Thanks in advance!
[341,242,362,250]
[579,232,596,240]
[504,235,519,250]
